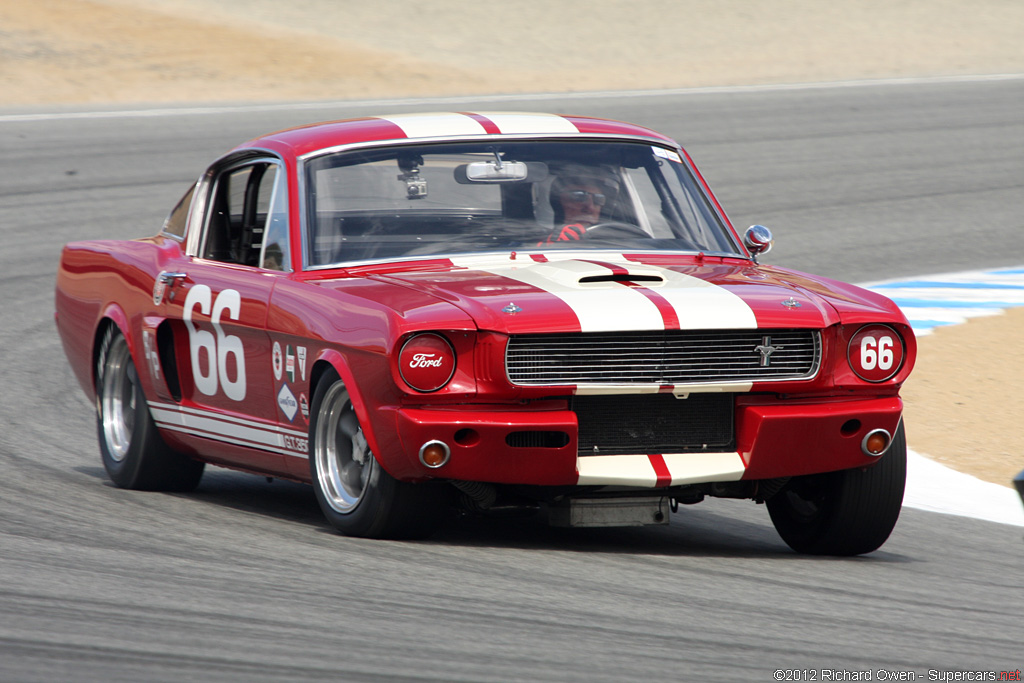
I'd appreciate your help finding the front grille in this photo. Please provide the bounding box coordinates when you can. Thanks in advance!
[506,329,820,386]
[573,394,734,456]
[506,431,571,449]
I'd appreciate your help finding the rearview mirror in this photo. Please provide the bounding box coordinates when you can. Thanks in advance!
[454,161,548,183]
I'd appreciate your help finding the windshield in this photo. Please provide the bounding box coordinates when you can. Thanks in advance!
[303,140,741,268]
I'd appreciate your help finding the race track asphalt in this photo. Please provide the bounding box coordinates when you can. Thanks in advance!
[1,77,1022,681]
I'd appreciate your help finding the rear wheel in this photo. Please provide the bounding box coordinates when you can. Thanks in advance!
[767,423,906,555]
[96,326,204,491]
[309,370,441,538]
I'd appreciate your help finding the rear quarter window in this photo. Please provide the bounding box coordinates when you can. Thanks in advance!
[161,184,195,239]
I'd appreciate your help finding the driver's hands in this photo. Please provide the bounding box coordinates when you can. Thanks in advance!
[537,223,586,246]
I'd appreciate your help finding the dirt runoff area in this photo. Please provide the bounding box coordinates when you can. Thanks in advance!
[2,0,1022,486]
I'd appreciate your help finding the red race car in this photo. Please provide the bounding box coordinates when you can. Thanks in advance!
[55,113,915,554]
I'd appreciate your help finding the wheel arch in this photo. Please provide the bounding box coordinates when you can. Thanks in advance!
[308,349,386,471]
[91,304,133,394]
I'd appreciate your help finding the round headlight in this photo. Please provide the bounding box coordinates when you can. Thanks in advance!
[398,333,456,392]
[848,324,904,382]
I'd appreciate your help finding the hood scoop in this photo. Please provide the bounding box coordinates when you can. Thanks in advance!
[578,273,664,284]
[521,259,668,288]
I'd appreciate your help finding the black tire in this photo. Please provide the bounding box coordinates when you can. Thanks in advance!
[95,326,204,492]
[309,369,442,539]
[767,423,907,556]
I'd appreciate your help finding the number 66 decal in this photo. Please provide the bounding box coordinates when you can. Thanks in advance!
[848,324,904,382]
[183,284,247,400]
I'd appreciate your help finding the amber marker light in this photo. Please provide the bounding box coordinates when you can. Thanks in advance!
[419,440,451,468]
[862,429,892,457]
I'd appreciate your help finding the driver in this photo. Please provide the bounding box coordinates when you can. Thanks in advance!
[540,167,619,244]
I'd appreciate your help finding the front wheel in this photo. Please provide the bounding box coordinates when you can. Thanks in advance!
[767,423,907,556]
[309,370,442,538]
[96,326,204,491]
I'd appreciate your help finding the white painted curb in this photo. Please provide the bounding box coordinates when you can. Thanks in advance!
[865,268,1024,527]
[905,450,1024,527]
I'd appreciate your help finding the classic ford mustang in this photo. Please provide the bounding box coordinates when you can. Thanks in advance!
[55,112,915,554]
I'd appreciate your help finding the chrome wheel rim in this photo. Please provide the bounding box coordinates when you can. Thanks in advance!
[100,337,137,463]
[314,383,371,514]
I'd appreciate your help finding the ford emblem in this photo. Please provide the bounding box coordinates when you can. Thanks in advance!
[502,302,522,315]
[781,298,801,308]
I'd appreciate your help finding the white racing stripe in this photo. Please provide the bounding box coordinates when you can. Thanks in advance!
[576,452,746,487]
[451,253,758,332]
[149,401,308,457]
[376,113,488,138]
[661,452,747,485]
[470,112,580,134]
[452,254,664,331]
[644,266,758,330]
[377,112,580,138]
[503,259,666,332]
[577,454,658,487]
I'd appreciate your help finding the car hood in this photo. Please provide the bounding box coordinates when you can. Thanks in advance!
[371,254,903,335]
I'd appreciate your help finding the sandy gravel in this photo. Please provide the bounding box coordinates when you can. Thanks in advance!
[4,0,1024,104]
[2,0,1022,485]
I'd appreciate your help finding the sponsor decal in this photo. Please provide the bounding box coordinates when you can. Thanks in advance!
[277,383,298,421]
[297,346,307,381]
[651,146,682,163]
[272,341,283,381]
[285,344,296,383]
[299,393,309,421]
[283,435,308,454]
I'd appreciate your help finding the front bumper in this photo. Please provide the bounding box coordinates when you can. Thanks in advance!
[380,395,904,487]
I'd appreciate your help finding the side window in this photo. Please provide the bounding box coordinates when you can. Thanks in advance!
[201,161,288,269]
[162,184,195,239]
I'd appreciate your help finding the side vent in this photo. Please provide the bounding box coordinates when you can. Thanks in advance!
[157,322,182,401]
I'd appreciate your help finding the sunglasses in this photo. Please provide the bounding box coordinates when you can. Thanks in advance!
[562,190,607,206]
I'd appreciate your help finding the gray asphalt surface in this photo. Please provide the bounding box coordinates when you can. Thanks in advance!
[2,78,1023,681]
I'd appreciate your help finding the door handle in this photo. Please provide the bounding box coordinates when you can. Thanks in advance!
[158,271,188,285]
[154,271,188,305]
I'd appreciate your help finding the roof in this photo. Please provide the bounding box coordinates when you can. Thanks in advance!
[237,112,678,158]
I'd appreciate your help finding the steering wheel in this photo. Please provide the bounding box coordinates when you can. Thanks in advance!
[583,221,651,239]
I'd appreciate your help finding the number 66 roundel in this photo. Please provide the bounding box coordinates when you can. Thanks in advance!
[848,324,904,383]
